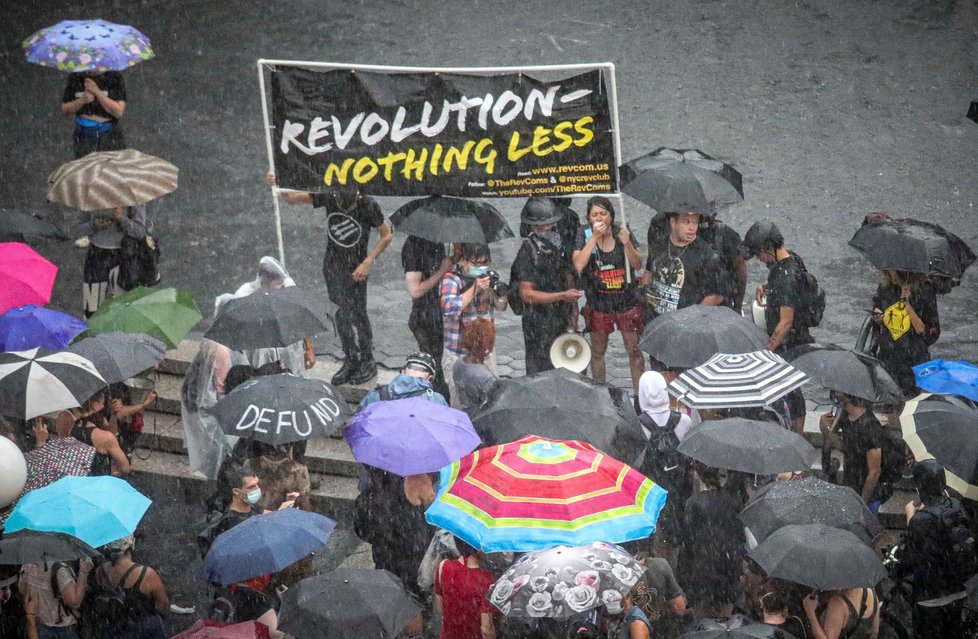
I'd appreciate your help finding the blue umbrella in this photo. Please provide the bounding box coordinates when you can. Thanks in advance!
[914,359,978,402]
[3,476,151,548]
[23,20,154,73]
[0,305,87,352]
[344,397,481,475]
[201,509,335,585]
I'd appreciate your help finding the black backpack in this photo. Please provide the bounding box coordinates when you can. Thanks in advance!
[507,239,539,316]
[89,563,141,626]
[795,263,825,327]
[920,501,978,586]
[637,412,685,487]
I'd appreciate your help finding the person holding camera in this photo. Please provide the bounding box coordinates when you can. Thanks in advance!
[439,242,507,406]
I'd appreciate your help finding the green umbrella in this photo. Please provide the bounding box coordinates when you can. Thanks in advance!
[85,287,201,348]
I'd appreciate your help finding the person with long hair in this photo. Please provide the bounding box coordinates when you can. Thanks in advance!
[434,537,496,639]
[452,318,498,413]
[802,586,879,639]
[57,392,129,477]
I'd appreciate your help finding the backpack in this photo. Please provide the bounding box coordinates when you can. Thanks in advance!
[507,239,538,316]
[637,412,684,487]
[795,262,825,327]
[48,561,81,625]
[920,500,977,586]
[89,563,141,627]
[376,384,432,402]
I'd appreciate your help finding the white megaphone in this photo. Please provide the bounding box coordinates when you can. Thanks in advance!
[751,298,767,331]
[549,333,592,373]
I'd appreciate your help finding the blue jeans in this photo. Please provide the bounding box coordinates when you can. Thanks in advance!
[868,499,881,514]
[38,625,80,639]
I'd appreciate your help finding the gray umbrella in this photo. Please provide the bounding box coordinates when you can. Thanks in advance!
[0,209,65,242]
[677,418,817,475]
[488,542,647,620]
[639,305,768,369]
[389,195,515,244]
[66,331,166,384]
[620,148,744,215]
[784,342,904,403]
[747,524,886,591]
[0,530,98,565]
[680,622,799,638]
[738,477,882,545]
[203,287,335,350]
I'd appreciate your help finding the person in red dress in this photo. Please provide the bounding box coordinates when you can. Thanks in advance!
[434,538,497,639]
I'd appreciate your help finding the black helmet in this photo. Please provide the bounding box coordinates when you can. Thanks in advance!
[520,197,563,226]
[741,220,784,259]
[912,459,947,502]
[403,352,437,377]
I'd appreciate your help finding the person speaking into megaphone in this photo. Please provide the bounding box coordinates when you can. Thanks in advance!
[510,198,583,375]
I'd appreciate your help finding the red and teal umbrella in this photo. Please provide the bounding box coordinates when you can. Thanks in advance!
[425,435,667,552]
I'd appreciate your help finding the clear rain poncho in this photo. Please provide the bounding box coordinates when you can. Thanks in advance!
[232,256,306,375]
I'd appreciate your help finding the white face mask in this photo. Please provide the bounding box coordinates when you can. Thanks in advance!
[243,487,262,505]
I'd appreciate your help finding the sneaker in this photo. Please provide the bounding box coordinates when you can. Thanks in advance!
[349,356,378,385]
[331,357,358,385]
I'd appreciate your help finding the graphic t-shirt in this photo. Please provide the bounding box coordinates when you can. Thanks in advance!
[646,237,722,316]
[764,252,815,352]
[574,224,641,313]
[646,214,741,306]
[401,235,445,330]
[311,193,385,271]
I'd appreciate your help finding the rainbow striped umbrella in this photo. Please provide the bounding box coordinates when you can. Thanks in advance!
[425,435,667,552]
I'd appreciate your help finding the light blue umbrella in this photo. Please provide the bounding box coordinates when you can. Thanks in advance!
[4,476,151,548]
[914,359,978,403]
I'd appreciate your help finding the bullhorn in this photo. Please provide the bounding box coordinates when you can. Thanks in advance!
[549,333,591,373]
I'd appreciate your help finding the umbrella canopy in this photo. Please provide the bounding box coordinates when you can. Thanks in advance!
[85,286,201,349]
[738,476,882,545]
[0,242,58,315]
[488,542,647,619]
[666,351,809,409]
[23,437,96,493]
[901,393,978,501]
[171,620,270,639]
[389,195,515,244]
[66,331,166,384]
[202,508,335,585]
[0,209,64,243]
[0,530,98,565]
[203,287,334,350]
[425,435,668,553]
[620,148,743,215]
[0,305,87,352]
[679,623,799,639]
[470,368,646,465]
[0,347,105,420]
[4,476,151,548]
[747,524,886,591]
[638,305,768,369]
[47,149,178,211]
[23,19,154,73]
[677,418,817,475]
[344,397,481,475]
[848,217,975,281]
[278,569,422,639]
[213,373,351,445]
[784,343,904,403]
[913,359,978,402]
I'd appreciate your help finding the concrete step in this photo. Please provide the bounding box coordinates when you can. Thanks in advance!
[130,449,358,523]
[879,489,915,530]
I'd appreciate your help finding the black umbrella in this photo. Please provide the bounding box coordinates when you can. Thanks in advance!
[278,569,422,639]
[966,573,977,613]
[66,331,166,384]
[848,217,976,281]
[677,418,817,475]
[470,368,646,465]
[0,347,106,420]
[680,622,799,639]
[784,343,904,403]
[739,477,882,545]
[0,209,65,243]
[212,373,352,444]
[747,524,886,591]
[203,287,335,350]
[639,305,768,369]
[620,148,743,215]
[389,195,515,244]
[901,393,978,502]
[0,530,98,565]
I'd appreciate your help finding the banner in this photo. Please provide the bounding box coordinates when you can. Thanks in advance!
[269,66,617,198]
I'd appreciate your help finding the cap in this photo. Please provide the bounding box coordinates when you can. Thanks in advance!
[403,352,437,377]
[520,197,564,226]
[741,220,783,258]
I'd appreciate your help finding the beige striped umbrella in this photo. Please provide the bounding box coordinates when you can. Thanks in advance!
[47,149,178,211]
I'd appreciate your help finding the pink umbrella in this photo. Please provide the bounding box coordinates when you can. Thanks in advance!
[0,243,58,315]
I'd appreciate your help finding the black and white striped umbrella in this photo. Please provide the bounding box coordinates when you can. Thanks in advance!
[666,350,809,409]
[0,348,106,419]
[46,149,178,212]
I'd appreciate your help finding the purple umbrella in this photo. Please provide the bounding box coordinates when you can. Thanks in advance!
[344,398,481,476]
[23,20,154,73]
[0,305,87,352]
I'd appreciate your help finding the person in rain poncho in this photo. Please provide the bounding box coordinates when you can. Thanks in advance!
[180,294,247,480]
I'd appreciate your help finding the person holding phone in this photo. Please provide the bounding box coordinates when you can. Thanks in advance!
[60,72,127,158]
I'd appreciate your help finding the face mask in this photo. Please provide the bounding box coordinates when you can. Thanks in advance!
[535,229,562,248]
[244,488,262,505]
[467,265,490,277]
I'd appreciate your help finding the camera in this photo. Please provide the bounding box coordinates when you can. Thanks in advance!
[486,270,509,297]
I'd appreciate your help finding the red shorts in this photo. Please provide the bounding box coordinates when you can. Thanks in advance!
[585,304,645,335]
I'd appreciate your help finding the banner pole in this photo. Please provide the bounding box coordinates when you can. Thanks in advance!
[604,64,632,284]
[257,60,287,266]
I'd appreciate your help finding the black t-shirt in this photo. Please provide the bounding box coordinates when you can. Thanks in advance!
[311,194,385,271]
[905,496,973,600]
[574,224,641,313]
[213,508,258,539]
[647,214,741,305]
[765,252,814,351]
[839,411,884,500]
[511,235,571,324]
[62,72,127,121]
[401,235,445,330]
[872,283,939,369]
[646,237,723,316]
